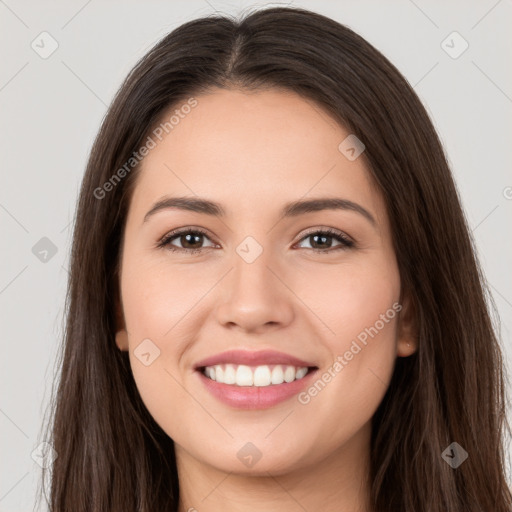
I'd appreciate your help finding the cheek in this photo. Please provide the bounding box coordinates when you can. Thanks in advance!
[295,256,400,418]
[120,254,218,440]
[298,250,400,350]
[121,250,213,347]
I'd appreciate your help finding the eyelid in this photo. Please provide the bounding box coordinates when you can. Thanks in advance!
[157,226,217,248]
[294,226,353,244]
[157,225,355,254]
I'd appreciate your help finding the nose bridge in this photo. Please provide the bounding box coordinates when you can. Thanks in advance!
[230,239,278,301]
[214,237,294,331]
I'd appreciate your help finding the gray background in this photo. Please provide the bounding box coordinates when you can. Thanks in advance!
[1,0,511,510]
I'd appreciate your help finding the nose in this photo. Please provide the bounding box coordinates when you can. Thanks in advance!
[215,247,295,334]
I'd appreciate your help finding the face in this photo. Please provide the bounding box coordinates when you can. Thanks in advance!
[115,88,416,476]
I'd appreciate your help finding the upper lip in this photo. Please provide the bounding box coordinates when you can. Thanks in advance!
[194,349,318,369]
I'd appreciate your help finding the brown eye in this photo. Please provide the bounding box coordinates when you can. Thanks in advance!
[158,228,216,253]
[177,232,204,249]
[296,229,354,252]
[157,227,354,255]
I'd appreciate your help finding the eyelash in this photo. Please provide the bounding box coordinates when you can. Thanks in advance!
[156,227,355,255]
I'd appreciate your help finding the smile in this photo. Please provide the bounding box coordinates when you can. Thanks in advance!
[194,349,319,409]
[201,363,313,387]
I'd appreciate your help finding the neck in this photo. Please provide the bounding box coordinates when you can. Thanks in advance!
[176,421,372,512]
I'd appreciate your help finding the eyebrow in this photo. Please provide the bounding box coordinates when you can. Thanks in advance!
[143,196,377,227]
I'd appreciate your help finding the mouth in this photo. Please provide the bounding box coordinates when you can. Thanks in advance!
[198,363,318,387]
[193,349,319,409]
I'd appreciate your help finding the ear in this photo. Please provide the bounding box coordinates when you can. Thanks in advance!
[396,291,418,357]
[114,299,129,352]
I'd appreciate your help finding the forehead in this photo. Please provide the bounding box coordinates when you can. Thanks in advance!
[129,88,386,225]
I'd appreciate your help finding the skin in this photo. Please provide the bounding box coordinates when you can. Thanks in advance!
[115,88,417,512]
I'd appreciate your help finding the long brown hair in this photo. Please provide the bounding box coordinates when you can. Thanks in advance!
[38,6,512,511]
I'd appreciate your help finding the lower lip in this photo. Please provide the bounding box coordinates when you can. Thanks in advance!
[196,368,318,410]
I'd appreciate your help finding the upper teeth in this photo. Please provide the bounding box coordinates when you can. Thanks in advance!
[203,364,309,387]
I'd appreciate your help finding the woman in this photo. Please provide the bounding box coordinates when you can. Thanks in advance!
[39,6,512,511]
